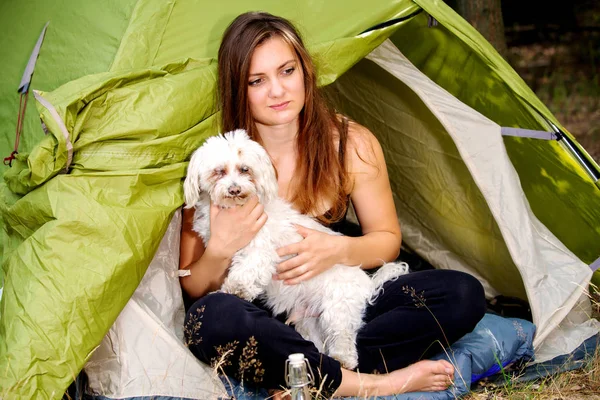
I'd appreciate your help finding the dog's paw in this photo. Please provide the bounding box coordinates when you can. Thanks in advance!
[334,353,359,370]
[221,280,262,302]
[328,344,359,370]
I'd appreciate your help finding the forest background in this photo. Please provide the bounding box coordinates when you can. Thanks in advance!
[448,0,600,163]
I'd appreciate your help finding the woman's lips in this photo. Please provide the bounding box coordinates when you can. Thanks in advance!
[269,101,290,111]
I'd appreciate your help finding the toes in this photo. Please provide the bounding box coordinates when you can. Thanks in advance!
[429,377,453,392]
[436,359,454,375]
[427,360,454,381]
[430,371,453,391]
[432,375,450,385]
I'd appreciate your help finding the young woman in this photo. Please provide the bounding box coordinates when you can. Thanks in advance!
[179,11,486,398]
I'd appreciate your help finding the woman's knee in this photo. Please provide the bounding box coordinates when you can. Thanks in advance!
[449,271,486,325]
[187,292,244,319]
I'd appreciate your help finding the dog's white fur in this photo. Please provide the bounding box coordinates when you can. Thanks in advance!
[183,130,409,369]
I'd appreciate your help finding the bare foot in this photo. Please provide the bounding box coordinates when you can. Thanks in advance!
[377,359,454,395]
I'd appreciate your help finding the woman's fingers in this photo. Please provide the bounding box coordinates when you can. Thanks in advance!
[283,272,313,285]
[276,242,301,258]
[243,194,259,209]
[247,199,264,219]
[254,210,268,231]
[276,252,306,273]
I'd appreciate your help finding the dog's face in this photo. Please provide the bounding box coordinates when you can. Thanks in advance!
[184,130,278,208]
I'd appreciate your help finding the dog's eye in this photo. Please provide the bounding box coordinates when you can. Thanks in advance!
[215,168,226,176]
[239,165,250,174]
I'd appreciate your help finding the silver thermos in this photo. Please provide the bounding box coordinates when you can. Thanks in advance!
[285,353,314,399]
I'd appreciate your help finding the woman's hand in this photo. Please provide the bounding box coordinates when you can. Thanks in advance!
[207,196,268,259]
[275,225,347,285]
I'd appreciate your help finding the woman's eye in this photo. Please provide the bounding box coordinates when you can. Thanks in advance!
[248,78,262,86]
[283,67,295,75]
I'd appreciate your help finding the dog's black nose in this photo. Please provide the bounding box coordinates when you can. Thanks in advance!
[228,185,241,196]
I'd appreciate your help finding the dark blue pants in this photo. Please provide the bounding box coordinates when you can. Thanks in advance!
[184,269,485,393]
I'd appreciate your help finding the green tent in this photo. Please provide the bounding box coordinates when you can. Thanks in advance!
[1,0,599,398]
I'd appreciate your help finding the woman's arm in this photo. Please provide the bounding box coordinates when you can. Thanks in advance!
[179,207,230,299]
[275,123,401,284]
[340,122,402,268]
[179,196,268,300]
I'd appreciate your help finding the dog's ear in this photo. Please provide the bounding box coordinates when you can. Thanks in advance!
[183,146,204,208]
[250,143,279,205]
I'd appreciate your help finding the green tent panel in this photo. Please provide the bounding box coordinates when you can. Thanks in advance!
[1,0,598,398]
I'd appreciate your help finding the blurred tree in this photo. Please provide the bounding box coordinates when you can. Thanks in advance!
[449,0,508,57]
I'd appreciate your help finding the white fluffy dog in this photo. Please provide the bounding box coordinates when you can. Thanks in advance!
[183,130,409,369]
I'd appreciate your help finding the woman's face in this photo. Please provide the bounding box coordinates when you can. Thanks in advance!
[247,36,305,129]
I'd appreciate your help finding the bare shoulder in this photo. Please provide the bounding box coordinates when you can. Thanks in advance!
[340,119,399,240]
[345,120,386,176]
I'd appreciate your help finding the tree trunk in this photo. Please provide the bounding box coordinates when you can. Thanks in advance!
[455,0,508,58]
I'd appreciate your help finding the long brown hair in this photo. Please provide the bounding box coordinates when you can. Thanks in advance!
[218,12,349,223]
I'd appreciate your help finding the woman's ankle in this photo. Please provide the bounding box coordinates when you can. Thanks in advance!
[334,368,384,397]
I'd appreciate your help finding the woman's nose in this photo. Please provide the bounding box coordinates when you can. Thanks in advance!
[269,78,285,98]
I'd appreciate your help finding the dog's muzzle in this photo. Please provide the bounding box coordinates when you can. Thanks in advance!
[228,184,241,196]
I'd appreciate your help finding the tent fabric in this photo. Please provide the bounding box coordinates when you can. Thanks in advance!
[107,0,421,71]
[1,0,599,398]
[84,210,227,399]
[82,40,597,398]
